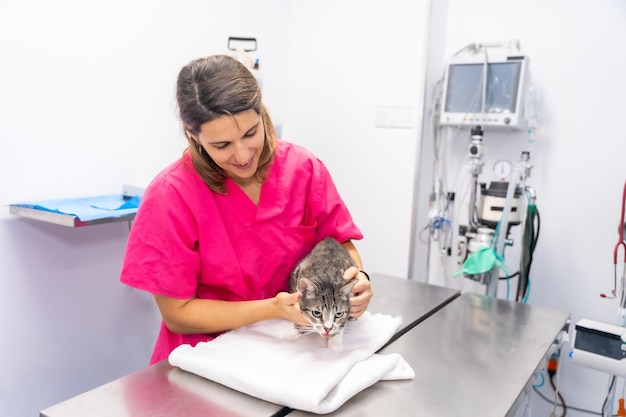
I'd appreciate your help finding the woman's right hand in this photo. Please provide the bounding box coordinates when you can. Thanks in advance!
[153,291,311,335]
[274,292,310,327]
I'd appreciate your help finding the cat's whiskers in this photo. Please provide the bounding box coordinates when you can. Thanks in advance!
[300,328,317,336]
[295,323,316,334]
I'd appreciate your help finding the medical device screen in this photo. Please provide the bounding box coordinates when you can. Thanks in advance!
[444,61,522,115]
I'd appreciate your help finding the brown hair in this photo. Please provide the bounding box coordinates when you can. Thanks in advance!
[176,54,277,193]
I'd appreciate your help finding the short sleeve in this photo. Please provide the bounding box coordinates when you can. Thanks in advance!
[120,178,201,299]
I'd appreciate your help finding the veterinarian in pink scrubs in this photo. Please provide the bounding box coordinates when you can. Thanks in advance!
[120,55,372,364]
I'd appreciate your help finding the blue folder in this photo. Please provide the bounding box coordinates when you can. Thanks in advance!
[11,194,141,222]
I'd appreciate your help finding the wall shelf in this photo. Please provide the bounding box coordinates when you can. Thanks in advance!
[8,204,137,227]
[8,187,143,228]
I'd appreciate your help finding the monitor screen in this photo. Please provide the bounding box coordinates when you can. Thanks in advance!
[444,61,522,115]
[439,55,528,129]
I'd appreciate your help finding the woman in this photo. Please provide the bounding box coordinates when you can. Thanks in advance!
[120,54,372,364]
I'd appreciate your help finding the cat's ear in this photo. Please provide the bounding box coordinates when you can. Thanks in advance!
[298,277,318,300]
[339,279,358,300]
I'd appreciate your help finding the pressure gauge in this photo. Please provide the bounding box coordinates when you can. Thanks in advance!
[493,159,513,179]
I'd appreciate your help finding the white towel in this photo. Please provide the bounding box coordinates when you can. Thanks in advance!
[168,312,414,414]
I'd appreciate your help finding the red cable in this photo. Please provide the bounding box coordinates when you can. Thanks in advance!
[615,181,626,264]
[603,181,626,298]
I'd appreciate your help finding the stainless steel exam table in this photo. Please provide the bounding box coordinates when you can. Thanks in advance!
[40,274,460,417]
[289,291,570,417]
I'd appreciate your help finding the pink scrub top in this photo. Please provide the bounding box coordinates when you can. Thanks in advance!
[120,140,362,364]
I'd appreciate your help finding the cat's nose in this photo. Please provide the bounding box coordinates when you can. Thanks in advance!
[324,326,332,333]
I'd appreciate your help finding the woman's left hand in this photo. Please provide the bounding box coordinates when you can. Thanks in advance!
[343,266,373,318]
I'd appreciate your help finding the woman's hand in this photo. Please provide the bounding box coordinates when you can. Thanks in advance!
[343,266,373,318]
[274,291,310,327]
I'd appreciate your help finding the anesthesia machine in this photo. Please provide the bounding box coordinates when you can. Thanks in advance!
[423,40,540,300]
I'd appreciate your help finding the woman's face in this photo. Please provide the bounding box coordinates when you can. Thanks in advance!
[195,109,265,186]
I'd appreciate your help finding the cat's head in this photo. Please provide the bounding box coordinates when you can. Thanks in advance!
[296,277,357,338]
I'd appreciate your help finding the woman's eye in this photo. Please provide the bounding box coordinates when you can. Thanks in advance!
[214,143,229,150]
[335,312,345,318]
[312,310,322,318]
[244,129,257,138]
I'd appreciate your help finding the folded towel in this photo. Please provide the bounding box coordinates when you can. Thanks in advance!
[168,312,414,414]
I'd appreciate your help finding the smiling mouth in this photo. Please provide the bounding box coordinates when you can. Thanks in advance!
[233,158,254,169]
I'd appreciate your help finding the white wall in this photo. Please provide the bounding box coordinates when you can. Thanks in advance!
[0,1,290,416]
[413,1,626,416]
[282,0,429,279]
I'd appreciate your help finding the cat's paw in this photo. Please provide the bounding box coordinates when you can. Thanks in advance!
[283,326,303,341]
[327,334,344,352]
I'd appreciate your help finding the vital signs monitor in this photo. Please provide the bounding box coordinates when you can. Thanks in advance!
[439,52,529,130]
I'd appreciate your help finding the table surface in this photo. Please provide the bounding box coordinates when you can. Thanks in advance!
[288,292,570,417]
[365,273,460,347]
[40,274,459,417]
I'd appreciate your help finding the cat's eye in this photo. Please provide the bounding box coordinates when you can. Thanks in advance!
[335,312,345,318]
[312,310,322,318]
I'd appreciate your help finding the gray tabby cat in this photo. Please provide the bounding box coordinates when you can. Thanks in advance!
[287,237,358,351]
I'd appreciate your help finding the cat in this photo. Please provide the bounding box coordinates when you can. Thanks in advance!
[287,237,358,352]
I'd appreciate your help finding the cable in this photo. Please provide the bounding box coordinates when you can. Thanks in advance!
[536,346,625,417]
[515,204,541,301]
[604,181,626,299]
[602,376,617,417]
[546,348,567,417]
[533,371,545,388]
[531,347,599,416]
[549,373,567,417]
[505,268,510,300]
[533,387,602,416]
[522,278,531,303]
